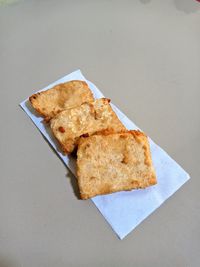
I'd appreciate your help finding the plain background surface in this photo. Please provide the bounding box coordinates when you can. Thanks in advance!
[0,0,200,266]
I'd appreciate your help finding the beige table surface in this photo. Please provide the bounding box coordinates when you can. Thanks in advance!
[0,1,200,266]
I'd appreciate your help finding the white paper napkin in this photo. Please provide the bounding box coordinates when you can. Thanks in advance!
[20,70,190,239]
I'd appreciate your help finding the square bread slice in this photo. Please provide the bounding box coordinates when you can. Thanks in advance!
[77,130,157,199]
[29,80,94,121]
[50,98,126,154]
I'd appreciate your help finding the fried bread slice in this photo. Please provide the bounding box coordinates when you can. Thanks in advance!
[77,130,157,199]
[50,98,126,154]
[29,80,94,121]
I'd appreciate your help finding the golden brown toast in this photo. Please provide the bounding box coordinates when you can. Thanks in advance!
[50,98,126,154]
[76,130,157,199]
[29,80,94,121]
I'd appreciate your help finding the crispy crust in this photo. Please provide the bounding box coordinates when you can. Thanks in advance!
[50,98,126,154]
[77,130,157,199]
[29,80,94,121]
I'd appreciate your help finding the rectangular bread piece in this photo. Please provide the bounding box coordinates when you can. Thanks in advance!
[29,80,94,121]
[50,98,126,154]
[77,130,157,199]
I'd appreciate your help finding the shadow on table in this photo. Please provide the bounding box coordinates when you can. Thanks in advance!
[66,171,80,200]
[139,0,151,4]
[139,0,200,13]
[174,0,200,14]
[0,258,18,267]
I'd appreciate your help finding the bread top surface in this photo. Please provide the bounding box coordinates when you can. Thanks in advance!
[77,130,157,199]
[50,98,126,154]
[29,80,94,121]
